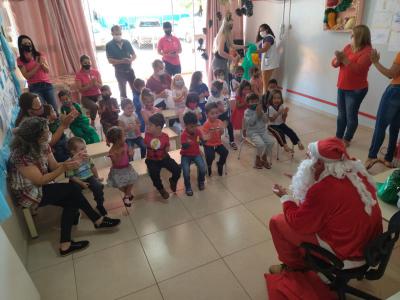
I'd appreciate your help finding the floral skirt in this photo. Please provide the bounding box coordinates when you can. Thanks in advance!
[107,165,138,188]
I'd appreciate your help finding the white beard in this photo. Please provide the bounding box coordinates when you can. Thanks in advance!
[290,158,317,203]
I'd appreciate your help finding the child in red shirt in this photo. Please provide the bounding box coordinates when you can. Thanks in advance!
[202,102,229,176]
[144,113,181,199]
[180,112,206,196]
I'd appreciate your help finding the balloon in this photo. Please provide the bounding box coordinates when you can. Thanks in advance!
[242,43,257,80]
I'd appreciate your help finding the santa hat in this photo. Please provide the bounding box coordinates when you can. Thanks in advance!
[308,137,350,162]
[308,137,377,215]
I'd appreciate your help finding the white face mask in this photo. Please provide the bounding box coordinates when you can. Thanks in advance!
[260,31,268,38]
[113,35,122,42]
[175,80,184,87]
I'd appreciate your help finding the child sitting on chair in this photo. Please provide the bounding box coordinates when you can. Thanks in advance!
[180,112,206,196]
[244,93,274,169]
[249,66,263,97]
[141,88,161,130]
[144,113,181,200]
[262,79,278,113]
[202,102,229,176]
[268,89,304,153]
[183,93,203,125]
[59,89,100,144]
[119,98,146,159]
[66,137,107,216]
[98,85,120,135]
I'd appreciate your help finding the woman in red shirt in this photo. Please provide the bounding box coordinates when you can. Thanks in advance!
[17,35,58,111]
[332,25,372,147]
[75,55,102,126]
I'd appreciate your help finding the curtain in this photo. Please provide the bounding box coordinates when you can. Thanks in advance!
[206,0,243,84]
[9,0,96,78]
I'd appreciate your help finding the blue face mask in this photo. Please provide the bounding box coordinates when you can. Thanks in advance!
[211,89,220,97]
[249,104,257,110]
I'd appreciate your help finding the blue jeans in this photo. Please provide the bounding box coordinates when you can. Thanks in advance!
[336,87,368,141]
[181,155,206,190]
[368,85,400,162]
[126,137,146,158]
[29,82,58,111]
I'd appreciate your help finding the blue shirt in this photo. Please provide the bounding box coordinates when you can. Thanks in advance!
[133,90,145,133]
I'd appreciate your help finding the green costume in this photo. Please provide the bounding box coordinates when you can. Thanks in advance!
[61,103,100,144]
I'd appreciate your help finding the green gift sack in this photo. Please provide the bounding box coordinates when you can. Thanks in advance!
[376,169,400,206]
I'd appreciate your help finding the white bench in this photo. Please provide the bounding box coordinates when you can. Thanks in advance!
[373,169,399,222]
[22,149,182,238]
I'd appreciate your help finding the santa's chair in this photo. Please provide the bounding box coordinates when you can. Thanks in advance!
[301,210,400,300]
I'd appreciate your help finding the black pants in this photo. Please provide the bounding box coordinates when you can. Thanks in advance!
[40,183,101,243]
[71,176,105,212]
[269,124,300,145]
[145,156,181,190]
[164,61,182,76]
[115,68,135,98]
[204,144,229,168]
[219,111,234,143]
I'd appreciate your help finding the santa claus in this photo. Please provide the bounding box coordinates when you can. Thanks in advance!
[269,137,383,274]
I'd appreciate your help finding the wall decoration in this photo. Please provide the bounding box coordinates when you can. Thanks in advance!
[371,0,400,50]
[323,0,364,32]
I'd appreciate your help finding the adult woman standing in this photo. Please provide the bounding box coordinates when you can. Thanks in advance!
[157,22,182,76]
[212,12,245,83]
[75,55,102,126]
[365,50,400,169]
[17,35,58,111]
[255,24,279,94]
[332,25,372,147]
[8,117,120,256]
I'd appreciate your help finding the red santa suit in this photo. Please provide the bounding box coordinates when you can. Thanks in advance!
[269,137,383,270]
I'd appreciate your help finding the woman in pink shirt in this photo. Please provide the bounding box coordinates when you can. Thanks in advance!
[75,55,102,126]
[157,22,182,76]
[17,35,58,111]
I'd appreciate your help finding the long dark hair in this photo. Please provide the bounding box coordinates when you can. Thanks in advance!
[269,89,284,108]
[11,117,48,160]
[15,92,40,127]
[17,35,41,63]
[256,24,275,42]
[189,71,202,92]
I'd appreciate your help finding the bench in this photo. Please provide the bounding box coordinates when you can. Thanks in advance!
[86,127,180,159]
[22,149,182,239]
[161,109,178,127]
[373,169,400,222]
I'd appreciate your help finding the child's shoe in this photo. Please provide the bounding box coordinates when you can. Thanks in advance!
[94,216,121,229]
[283,144,294,153]
[198,182,205,191]
[254,155,263,169]
[185,187,194,196]
[169,178,178,193]
[217,163,224,176]
[159,189,170,200]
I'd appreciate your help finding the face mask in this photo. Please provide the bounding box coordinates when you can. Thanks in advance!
[175,80,184,87]
[188,103,197,110]
[249,104,258,110]
[157,70,164,76]
[113,35,122,42]
[260,31,268,38]
[164,29,172,35]
[22,44,32,52]
[82,64,91,70]
[102,94,111,100]
[236,75,242,81]
[211,90,220,97]
[63,101,70,106]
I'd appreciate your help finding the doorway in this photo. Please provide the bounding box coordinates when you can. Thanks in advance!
[84,0,208,95]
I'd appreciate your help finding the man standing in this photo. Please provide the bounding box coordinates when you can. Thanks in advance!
[157,22,182,76]
[269,137,382,274]
[106,25,136,98]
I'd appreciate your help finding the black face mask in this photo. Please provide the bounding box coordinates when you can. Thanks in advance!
[82,64,91,70]
[22,44,32,52]
[164,29,172,36]
[236,76,242,81]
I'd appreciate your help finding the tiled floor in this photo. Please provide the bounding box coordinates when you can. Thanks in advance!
[28,102,400,300]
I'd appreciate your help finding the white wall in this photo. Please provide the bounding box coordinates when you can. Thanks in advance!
[245,0,393,128]
[0,226,40,300]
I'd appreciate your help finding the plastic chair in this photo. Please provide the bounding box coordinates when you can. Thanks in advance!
[301,210,400,300]
[267,125,294,161]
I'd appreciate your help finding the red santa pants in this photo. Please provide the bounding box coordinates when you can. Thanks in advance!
[269,213,319,269]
